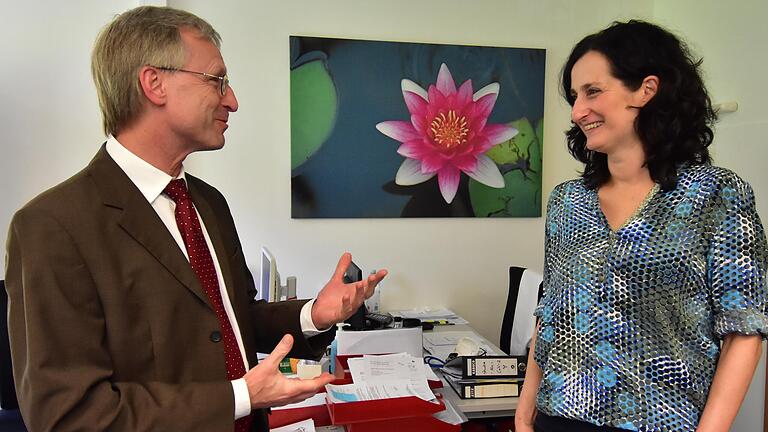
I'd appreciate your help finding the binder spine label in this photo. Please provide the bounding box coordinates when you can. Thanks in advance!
[464,356,525,378]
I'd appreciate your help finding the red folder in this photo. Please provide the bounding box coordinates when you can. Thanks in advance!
[345,416,461,432]
[327,394,460,432]
[269,356,459,431]
[270,396,461,431]
[269,403,332,428]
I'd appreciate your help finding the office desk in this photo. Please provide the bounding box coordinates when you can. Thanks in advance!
[270,322,517,430]
[426,324,518,419]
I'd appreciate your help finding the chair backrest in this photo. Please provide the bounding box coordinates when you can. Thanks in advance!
[1,279,20,410]
[500,267,543,356]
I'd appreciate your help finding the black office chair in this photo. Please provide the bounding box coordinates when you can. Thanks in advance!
[500,266,544,356]
[1,280,27,431]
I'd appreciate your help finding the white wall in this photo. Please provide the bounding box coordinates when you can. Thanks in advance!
[2,1,766,429]
[653,2,768,430]
[0,1,135,227]
[170,0,652,342]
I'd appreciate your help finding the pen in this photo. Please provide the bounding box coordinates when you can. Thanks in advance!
[422,320,454,325]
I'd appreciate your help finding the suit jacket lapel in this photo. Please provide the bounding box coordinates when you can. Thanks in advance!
[86,146,212,308]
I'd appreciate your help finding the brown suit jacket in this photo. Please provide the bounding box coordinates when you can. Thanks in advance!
[5,146,333,431]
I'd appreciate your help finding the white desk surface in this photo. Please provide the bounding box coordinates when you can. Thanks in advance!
[426,323,518,418]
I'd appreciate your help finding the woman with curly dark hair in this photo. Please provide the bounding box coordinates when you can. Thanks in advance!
[516,20,767,432]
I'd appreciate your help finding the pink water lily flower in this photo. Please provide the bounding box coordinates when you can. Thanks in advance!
[376,63,517,203]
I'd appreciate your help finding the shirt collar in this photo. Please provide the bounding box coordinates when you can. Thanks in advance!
[105,135,186,204]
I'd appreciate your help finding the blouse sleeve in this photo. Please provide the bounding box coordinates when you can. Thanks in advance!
[708,176,768,339]
[535,183,566,318]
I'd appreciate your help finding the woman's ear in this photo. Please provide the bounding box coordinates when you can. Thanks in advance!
[635,75,659,107]
[138,66,167,106]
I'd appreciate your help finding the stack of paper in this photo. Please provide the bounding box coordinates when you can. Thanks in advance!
[326,353,436,403]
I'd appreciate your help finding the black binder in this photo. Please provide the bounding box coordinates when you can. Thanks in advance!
[446,375,522,399]
[460,355,527,379]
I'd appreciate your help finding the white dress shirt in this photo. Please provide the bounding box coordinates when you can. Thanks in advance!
[105,136,325,420]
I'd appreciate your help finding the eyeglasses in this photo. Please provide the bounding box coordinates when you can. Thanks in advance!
[153,66,230,96]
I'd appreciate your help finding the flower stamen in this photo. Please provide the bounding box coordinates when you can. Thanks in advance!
[430,110,469,150]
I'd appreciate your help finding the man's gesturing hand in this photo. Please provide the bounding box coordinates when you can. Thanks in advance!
[311,252,388,330]
[244,334,335,409]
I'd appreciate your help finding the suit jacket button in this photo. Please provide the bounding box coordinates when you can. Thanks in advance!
[210,331,222,343]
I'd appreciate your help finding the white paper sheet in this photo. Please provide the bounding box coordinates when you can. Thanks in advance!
[326,379,436,403]
[433,395,468,425]
[348,353,422,382]
[270,393,327,410]
[269,418,316,432]
[345,353,435,401]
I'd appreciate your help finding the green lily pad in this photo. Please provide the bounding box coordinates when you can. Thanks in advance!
[486,117,535,165]
[469,117,543,217]
[533,118,543,173]
[290,60,337,170]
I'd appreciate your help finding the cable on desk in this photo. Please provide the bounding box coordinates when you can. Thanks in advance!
[424,355,446,368]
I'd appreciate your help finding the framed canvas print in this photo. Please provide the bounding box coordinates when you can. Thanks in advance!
[291,36,545,218]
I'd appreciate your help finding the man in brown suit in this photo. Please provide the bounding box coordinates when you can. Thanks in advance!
[4,6,386,431]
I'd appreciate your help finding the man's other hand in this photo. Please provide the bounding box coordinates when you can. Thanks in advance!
[244,334,335,409]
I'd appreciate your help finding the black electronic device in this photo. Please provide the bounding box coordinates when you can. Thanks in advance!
[364,311,394,329]
[343,261,367,330]
[342,261,396,331]
[402,318,422,328]
[342,260,362,284]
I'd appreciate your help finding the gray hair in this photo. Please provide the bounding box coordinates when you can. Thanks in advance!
[91,6,221,136]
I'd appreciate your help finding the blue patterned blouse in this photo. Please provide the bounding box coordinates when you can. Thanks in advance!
[534,164,768,431]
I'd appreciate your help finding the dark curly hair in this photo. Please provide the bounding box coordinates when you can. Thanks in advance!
[561,20,715,190]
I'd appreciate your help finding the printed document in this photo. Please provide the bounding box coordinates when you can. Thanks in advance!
[326,380,436,403]
[326,353,436,402]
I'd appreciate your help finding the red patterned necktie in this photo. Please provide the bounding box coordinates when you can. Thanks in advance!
[163,179,252,432]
